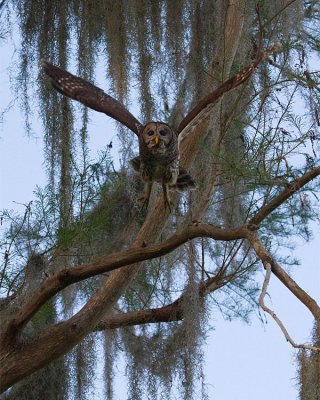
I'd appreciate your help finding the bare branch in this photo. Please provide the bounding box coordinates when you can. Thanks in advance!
[261,0,299,30]
[249,165,320,225]
[95,271,226,331]
[247,229,320,322]
[4,156,320,349]
[259,262,320,352]
[95,301,183,330]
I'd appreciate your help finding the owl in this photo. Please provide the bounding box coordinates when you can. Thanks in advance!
[41,49,273,210]
[130,122,196,210]
[41,59,196,211]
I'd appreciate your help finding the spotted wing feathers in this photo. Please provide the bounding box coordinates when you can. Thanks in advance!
[41,59,142,135]
[177,43,280,145]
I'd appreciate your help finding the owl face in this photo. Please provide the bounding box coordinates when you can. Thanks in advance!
[141,122,174,153]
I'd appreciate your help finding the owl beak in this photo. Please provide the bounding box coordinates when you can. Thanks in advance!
[155,136,159,145]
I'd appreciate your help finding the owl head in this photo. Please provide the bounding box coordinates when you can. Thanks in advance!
[141,122,175,153]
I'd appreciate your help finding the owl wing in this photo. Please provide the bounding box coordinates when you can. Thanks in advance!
[129,156,141,173]
[177,43,280,146]
[41,59,142,136]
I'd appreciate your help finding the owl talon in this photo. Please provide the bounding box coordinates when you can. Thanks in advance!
[162,184,173,213]
[139,196,149,210]
[163,197,172,212]
[139,182,152,210]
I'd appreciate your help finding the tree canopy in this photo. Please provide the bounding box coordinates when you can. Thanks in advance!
[0,1,319,399]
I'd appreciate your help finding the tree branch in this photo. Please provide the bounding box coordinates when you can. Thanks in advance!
[249,165,320,226]
[94,273,226,331]
[2,161,319,390]
[261,0,299,30]
[3,163,320,368]
[259,262,320,352]
[247,229,320,322]
[0,224,247,348]
[95,301,183,330]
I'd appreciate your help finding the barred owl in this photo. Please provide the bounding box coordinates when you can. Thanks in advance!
[130,122,196,210]
[41,59,195,211]
[41,48,273,210]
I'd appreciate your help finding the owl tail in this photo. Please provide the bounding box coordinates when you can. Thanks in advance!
[170,168,196,192]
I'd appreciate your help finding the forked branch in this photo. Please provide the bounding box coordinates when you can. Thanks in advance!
[259,262,320,352]
[3,163,320,348]
[0,224,247,347]
[247,230,320,322]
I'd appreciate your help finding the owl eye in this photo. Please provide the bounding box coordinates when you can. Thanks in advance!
[159,130,167,136]
[147,130,154,136]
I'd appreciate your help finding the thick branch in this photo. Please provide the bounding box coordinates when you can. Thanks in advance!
[0,225,230,392]
[95,274,224,331]
[95,301,183,330]
[2,165,320,390]
[1,224,246,348]
[0,261,141,392]
[2,160,319,390]
[249,166,320,225]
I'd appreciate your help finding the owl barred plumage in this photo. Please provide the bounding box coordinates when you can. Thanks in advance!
[41,59,196,211]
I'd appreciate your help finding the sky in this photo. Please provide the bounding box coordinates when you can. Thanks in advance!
[1,38,319,400]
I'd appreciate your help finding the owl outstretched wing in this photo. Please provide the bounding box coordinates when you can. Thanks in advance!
[177,43,280,147]
[41,59,142,136]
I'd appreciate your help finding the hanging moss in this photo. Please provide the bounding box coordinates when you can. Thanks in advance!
[296,322,320,400]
